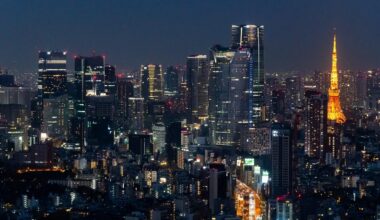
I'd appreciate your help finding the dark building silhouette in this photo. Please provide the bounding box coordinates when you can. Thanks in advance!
[271,122,292,197]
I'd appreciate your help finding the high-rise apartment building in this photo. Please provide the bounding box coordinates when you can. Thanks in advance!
[305,90,328,159]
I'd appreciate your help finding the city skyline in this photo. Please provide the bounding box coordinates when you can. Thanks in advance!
[1,2,380,219]
[0,0,380,73]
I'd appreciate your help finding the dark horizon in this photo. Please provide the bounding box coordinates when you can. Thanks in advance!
[0,0,379,73]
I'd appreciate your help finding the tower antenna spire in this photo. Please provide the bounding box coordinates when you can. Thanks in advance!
[327,31,346,124]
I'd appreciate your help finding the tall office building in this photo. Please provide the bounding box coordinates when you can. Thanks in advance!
[116,75,134,130]
[128,97,145,131]
[209,46,235,145]
[186,55,209,122]
[70,55,105,151]
[271,123,292,197]
[231,24,265,126]
[285,76,303,113]
[140,64,163,102]
[36,51,68,133]
[42,95,69,139]
[231,25,259,49]
[105,64,116,95]
[86,95,114,147]
[74,55,105,98]
[366,70,380,111]
[229,49,250,143]
[305,90,327,159]
[164,66,179,97]
[208,24,265,146]
[38,51,67,98]
[152,122,166,153]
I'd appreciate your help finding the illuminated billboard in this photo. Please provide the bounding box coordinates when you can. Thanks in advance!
[244,158,254,166]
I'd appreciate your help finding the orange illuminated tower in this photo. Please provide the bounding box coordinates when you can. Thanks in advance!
[327,33,346,124]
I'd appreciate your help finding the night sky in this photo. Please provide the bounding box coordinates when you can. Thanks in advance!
[0,0,379,73]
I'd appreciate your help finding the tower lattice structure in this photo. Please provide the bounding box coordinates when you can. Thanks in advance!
[327,33,346,124]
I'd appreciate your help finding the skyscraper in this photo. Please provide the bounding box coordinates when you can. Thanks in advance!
[186,55,209,122]
[164,66,179,97]
[231,24,265,126]
[305,90,328,159]
[72,55,105,151]
[105,64,116,95]
[271,122,292,197]
[140,64,163,102]
[37,51,68,139]
[116,75,134,130]
[74,55,105,98]
[128,97,145,131]
[42,95,68,139]
[152,122,166,153]
[38,51,67,98]
[229,49,250,142]
[285,76,303,113]
[209,25,265,146]
[231,25,259,49]
[209,46,234,145]
[366,70,380,111]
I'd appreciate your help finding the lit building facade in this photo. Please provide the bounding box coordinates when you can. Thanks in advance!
[152,122,166,153]
[42,95,69,139]
[74,55,105,98]
[209,46,234,145]
[128,97,145,131]
[71,55,105,151]
[38,51,67,98]
[141,64,163,102]
[305,90,327,159]
[186,55,209,122]
[231,24,265,125]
